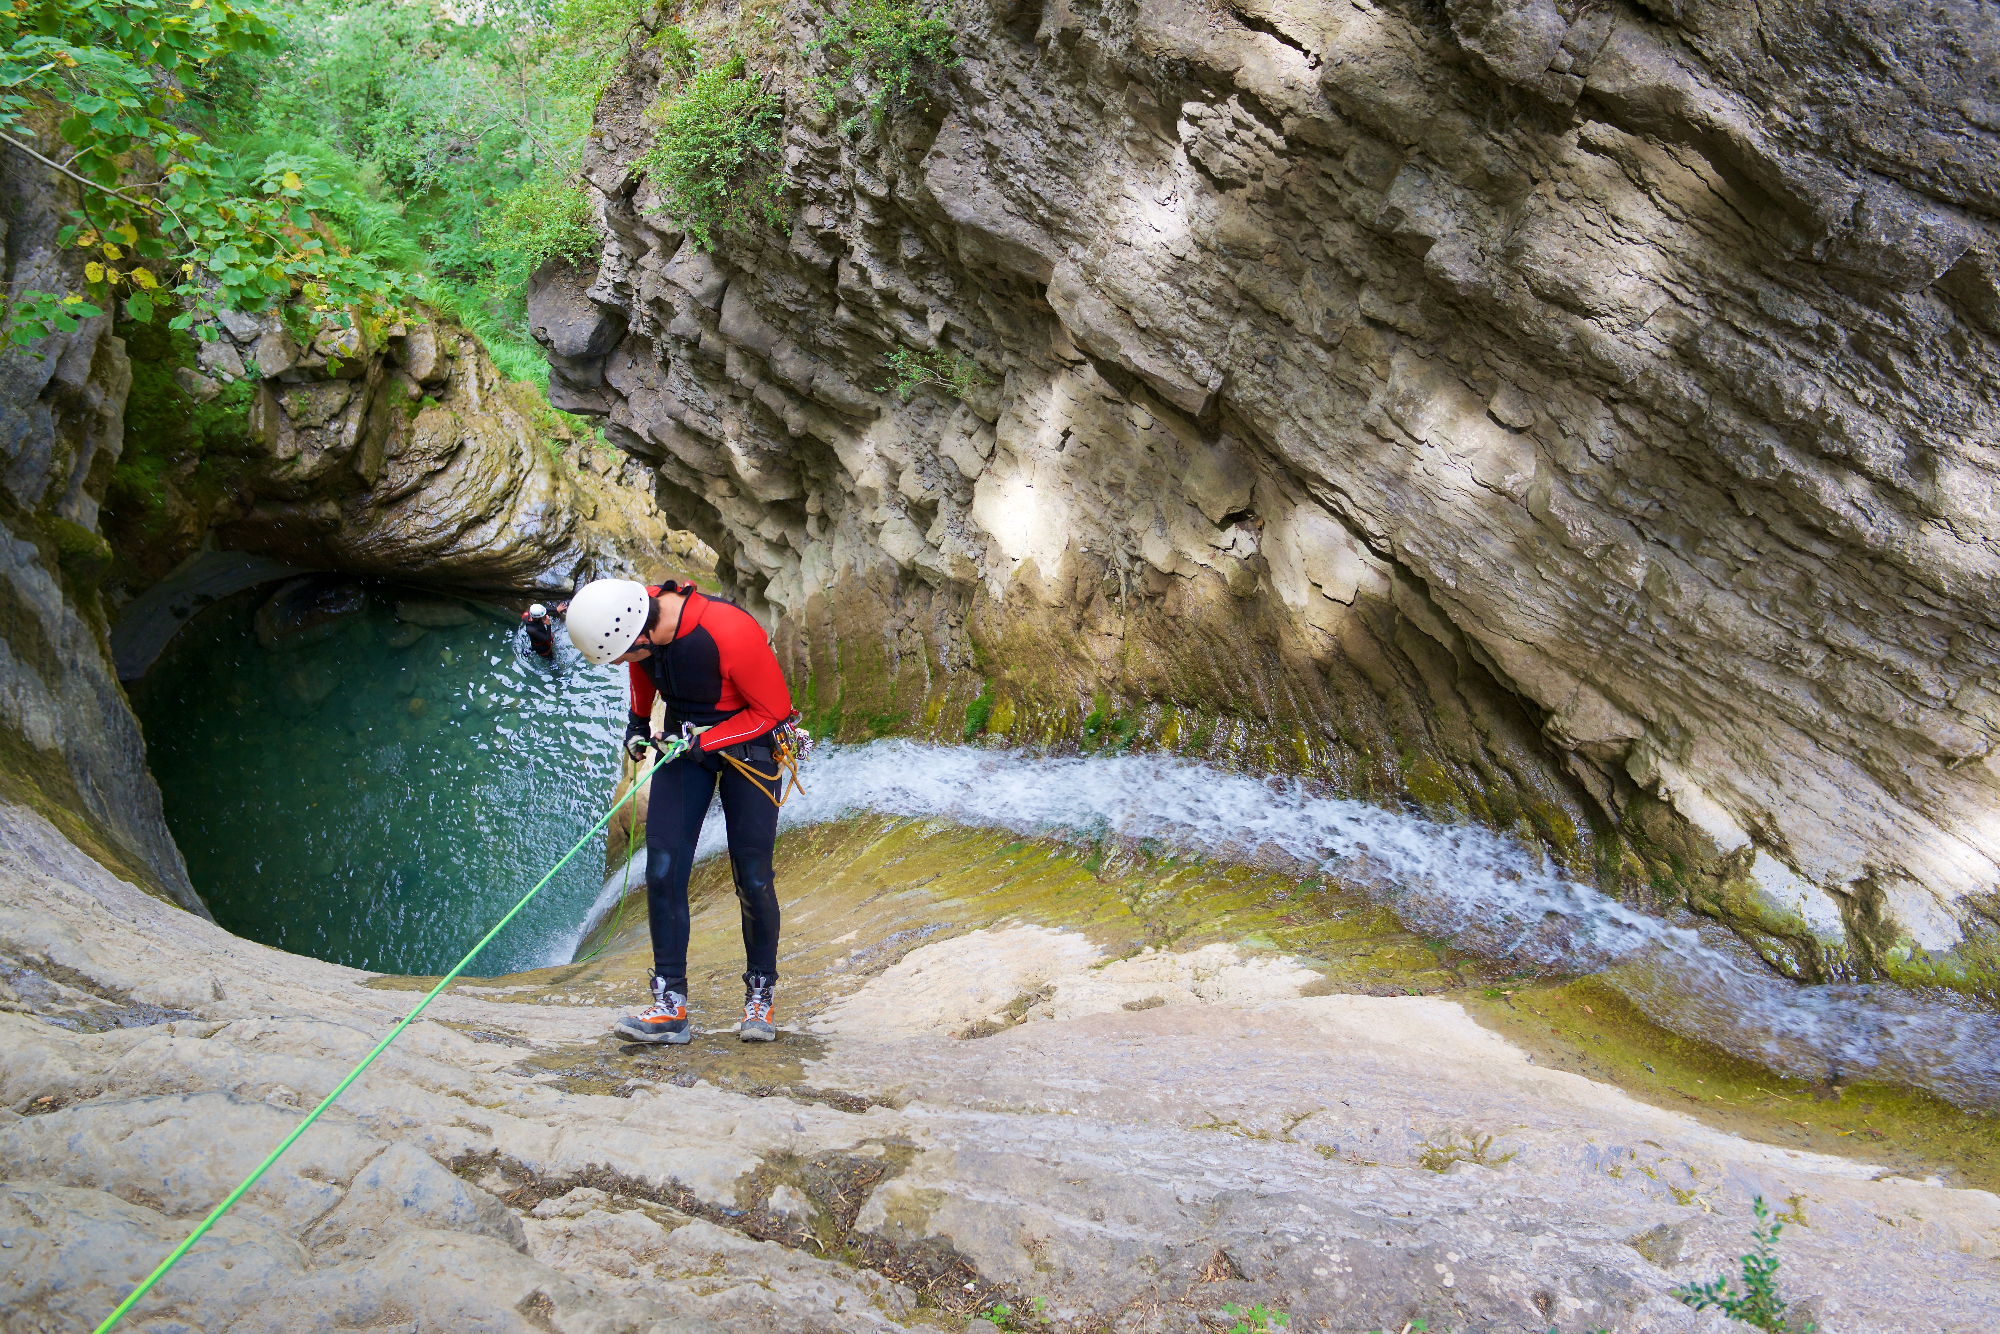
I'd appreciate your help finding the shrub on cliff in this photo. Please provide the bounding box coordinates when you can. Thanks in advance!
[812,0,956,130]
[638,57,785,250]
[485,172,599,283]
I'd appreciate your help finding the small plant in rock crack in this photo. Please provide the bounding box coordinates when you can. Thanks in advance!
[1672,1195,1812,1332]
[1415,1131,1516,1173]
[963,689,995,740]
[980,1296,1046,1329]
[1225,1304,1290,1333]
[882,346,988,401]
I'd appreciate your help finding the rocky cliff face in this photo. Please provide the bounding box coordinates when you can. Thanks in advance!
[554,0,2000,987]
[111,303,665,599]
[0,142,203,914]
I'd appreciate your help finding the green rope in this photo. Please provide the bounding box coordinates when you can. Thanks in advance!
[92,739,684,1334]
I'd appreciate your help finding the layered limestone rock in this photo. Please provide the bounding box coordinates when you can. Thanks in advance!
[0,141,203,914]
[550,0,2000,984]
[113,306,666,597]
[7,799,2000,1332]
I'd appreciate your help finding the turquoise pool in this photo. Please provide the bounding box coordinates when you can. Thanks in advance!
[131,579,630,976]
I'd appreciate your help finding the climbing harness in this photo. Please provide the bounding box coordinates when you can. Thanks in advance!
[89,733,693,1334]
[576,718,810,966]
[717,712,813,808]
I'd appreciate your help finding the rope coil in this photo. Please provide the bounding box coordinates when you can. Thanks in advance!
[719,723,806,808]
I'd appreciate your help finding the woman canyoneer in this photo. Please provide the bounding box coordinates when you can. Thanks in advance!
[567,578,795,1043]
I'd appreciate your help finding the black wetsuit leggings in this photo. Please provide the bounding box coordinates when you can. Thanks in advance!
[644,743,781,995]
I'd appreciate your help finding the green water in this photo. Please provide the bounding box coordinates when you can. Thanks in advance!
[131,582,629,976]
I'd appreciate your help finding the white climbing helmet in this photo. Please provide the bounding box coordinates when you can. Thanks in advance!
[566,579,651,664]
[527,603,547,618]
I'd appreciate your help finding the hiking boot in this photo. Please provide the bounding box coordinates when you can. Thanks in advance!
[614,976,691,1044]
[739,972,777,1042]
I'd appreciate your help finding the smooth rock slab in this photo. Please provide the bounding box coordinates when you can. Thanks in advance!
[3,801,1998,1332]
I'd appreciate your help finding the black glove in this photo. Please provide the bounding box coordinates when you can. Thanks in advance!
[623,712,652,762]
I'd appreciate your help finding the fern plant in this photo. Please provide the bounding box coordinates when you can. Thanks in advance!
[1672,1196,1808,1332]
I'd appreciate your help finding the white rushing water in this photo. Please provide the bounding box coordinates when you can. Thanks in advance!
[570,739,2000,1108]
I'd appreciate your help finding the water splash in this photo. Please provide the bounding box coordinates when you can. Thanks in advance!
[577,740,2000,1108]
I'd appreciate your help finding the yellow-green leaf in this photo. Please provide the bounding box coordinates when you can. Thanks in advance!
[84,261,105,283]
[112,222,139,246]
[102,243,123,261]
[281,170,303,191]
[131,268,159,290]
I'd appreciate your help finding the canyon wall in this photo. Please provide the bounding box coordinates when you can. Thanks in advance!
[552,0,2000,986]
[0,143,203,912]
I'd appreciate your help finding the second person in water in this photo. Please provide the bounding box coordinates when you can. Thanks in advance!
[566,577,794,1044]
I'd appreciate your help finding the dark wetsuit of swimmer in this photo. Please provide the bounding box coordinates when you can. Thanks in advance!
[523,613,556,658]
[623,583,793,1000]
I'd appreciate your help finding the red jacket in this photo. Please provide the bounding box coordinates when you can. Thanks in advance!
[626,586,792,752]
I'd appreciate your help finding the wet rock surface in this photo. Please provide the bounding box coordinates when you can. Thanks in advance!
[560,0,2000,988]
[5,800,1998,1332]
[253,575,370,650]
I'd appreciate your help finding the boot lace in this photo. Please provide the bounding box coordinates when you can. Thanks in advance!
[744,976,775,1024]
[640,979,685,1020]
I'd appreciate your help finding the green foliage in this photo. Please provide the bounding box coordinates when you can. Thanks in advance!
[0,0,412,344]
[638,57,785,250]
[1225,1303,1290,1333]
[486,171,599,284]
[199,0,651,383]
[541,0,652,105]
[964,690,994,740]
[812,0,955,129]
[979,1297,1046,1330]
[1,291,102,351]
[882,345,987,401]
[1673,1196,1808,1332]
[648,22,701,77]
